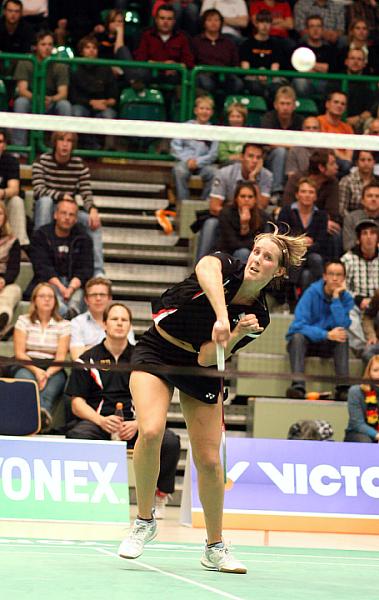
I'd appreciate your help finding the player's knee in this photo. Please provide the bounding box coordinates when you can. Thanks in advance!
[138,425,164,446]
[194,450,221,474]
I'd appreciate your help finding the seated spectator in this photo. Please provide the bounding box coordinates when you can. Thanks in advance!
[0,200,21,331]
[65,302,181,518]
[94,8,135,71]
[200,0,249,43]
[27,198,94,319]
[347,1,379,44]
[71,35,118,150]
[171,95,218,203]
[317,91,354,175]
[32,131,103,275]
[292,15,335,98]
[240,10,286,101]
[194,143,273,261]
[341,218,379,356]
[152,1,200,37]
[20,0,49,32]
[250,0,294,51]
[0,0,35,55]
[217,182,268,262]
[0,129,29,247]
[339,150,377,217]
[294,0,346,47]
[285,117,321,178]
[286,260,354,400]
[49,0,104,49]
[278,177,328,291]
[330,48,375,134]
[361,290,379,365]
[337,18,377,75]
[70,276,135,360]
[343,183,379,251]
[344,355,379,443]
[11,30,71,148]
[366,118,379,175]
[217,102,247,165]
[13,282,70,429]
[192,8,243,98]
[261,86,303,199]
[134,4,194,89]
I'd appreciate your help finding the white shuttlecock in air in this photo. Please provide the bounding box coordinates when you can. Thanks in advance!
[291,47,316,72]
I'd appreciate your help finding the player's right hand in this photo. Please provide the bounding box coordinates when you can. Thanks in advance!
[212,319,231,347]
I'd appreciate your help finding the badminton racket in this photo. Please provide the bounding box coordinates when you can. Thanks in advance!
[216,343,227,484]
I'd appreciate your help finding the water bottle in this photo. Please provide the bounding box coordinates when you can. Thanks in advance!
[111,402,124,441]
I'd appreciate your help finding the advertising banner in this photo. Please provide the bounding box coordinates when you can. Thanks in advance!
[188,438,379,533]
[0,436,129,524]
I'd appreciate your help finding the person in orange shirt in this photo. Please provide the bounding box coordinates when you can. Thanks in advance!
[318,91,354,176]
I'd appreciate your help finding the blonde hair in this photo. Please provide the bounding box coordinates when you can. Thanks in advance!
[363,354,379,380]
[29,283,62,323]
[194,95,214,110]
[0,200,12,237]
[275,85,296,102]
[254,223,307,274]
[226,102,248,123]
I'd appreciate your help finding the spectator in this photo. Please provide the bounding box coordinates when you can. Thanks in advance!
[217,181,268,261]
[347,0,379,44]
[343,183,379,251]
[278,177,328,291]
[200,0,249,42]
[32,131,103,275]
[361,289,379,365]
[294,0,345,47]
[240,9,286,101]
[20,0,49,32]
[285,116,321,178]
[65,302,181,518]
[344,355,379,443]
[0,0,35,54]
[261,85,303,199]
[27,198,94,319]
[317,91,354,174]
[292,15,335,98]
[341,218,379,356]
[195,143,273,261]
[171,95,218,202]
[13,282,70,429]
[217,102,247,165]
[11,30,71,148]
[70,276,135,360]
[50,1,104,49]
[94,8,138,83]
[0,199,21,331]
[331,48,375,133]
[0,129,29,247]
[337,18,377,74]
[339,150,377,217]
[70,35,118,150]
[250,0,294,49]
[286,260,353,399]
[192,8,243,98]
[152,1,200,37]
[134,4,194,88]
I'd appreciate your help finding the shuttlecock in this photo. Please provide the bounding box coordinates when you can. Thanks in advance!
[291,47,316,72]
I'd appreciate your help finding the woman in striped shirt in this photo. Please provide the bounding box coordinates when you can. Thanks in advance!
[13,283,71,429]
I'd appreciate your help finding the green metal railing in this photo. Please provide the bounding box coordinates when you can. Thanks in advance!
[1,52,379,163]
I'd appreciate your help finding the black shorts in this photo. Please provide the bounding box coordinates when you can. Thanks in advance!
[131,326,222,404]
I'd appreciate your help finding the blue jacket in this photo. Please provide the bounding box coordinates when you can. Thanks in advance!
[170,120,219,167]
[287,279,354,342]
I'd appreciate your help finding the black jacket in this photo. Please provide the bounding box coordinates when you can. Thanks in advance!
[27,222,93,296]
[278,204,328,258]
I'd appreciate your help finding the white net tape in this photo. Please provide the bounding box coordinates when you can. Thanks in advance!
[1,111,379,151]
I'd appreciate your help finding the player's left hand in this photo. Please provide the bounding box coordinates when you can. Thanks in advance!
[236,313,264,335]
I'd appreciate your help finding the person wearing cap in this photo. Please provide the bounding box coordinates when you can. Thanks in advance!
[342,183,379,251]
[341,217,379,358]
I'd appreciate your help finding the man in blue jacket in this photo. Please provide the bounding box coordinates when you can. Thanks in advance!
[286,260,354,400]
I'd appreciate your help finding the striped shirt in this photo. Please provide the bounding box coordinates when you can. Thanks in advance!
[15,314,71,360]
[294,0,345,33]
[338,168,369,216]
[341,248,379,302]
[32,153,94,212]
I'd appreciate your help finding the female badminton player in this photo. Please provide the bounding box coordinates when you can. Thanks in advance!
[118,225,307,573]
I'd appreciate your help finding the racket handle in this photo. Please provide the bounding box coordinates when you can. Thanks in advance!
[216,344,225,372]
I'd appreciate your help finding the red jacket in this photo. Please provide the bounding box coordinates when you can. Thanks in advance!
[134,27,195,68]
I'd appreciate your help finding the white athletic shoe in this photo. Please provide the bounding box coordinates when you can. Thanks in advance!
[201,542,247,574]
[118,517,157,559]
[154,491,171,519]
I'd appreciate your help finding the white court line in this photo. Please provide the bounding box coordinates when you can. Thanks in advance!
[95,547,248,600]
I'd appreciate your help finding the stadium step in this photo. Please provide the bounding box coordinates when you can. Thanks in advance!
[105,262,188,283]
[93,195,169,211]
[103,245,188,264]
[102,227,179,247]
[99,213,163,226]
[112,282,169,298]
[91,180,166,194]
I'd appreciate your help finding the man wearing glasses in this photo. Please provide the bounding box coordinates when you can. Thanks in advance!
[70,277,134,360]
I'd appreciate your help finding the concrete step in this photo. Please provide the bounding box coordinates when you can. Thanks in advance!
[112,282,169,298]
[100,213,162,226]
[103,245,189,264]
[94,195,169,211]
[102,227,179,247]
[91,180,165,194]
[105,262,188,283]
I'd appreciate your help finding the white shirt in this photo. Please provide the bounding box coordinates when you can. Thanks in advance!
[201,0,248,38]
